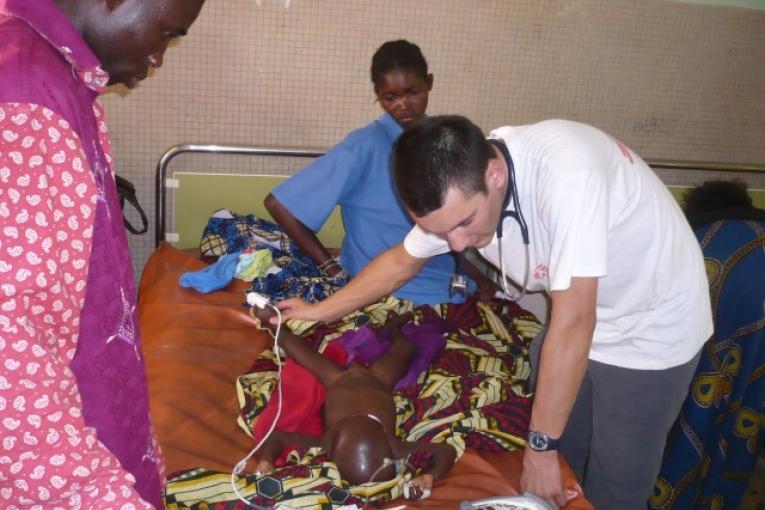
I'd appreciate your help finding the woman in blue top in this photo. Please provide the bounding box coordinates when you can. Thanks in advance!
[265,40,475,306]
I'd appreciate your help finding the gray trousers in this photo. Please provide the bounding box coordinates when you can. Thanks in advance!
[529,333,701,509]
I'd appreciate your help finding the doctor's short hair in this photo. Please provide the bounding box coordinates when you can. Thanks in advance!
[393,115,492,217]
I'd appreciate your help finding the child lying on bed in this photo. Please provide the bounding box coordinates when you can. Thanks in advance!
[251,309,456,498]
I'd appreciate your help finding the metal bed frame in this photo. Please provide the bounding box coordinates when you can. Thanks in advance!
[154,143,765,248]
[155,144,323,247]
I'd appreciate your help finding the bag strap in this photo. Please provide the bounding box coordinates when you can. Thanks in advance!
[115,174,149,235]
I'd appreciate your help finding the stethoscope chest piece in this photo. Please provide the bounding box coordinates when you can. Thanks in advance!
[449,252,468,298]
[449,272,469,298]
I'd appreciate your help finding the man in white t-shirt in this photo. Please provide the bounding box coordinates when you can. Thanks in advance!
[276,116,712,509]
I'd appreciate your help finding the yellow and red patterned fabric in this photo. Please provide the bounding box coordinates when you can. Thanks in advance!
[164,295,539,508]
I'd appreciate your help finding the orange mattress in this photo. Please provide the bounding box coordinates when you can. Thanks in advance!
[138,243,593,509]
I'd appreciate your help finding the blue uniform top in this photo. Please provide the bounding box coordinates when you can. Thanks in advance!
[272,112,475,305]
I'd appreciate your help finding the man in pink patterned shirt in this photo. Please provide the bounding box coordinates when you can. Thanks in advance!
[0,0,204,508]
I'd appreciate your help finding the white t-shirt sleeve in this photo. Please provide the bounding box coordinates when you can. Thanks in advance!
[542,171,609,291]
[403,225,452,258]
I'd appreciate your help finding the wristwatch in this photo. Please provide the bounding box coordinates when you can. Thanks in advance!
[527,430,560,452]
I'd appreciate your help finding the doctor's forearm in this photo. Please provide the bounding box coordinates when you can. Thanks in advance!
[530,278,597,437]
[312,245,426,322]
[531,319,592,437]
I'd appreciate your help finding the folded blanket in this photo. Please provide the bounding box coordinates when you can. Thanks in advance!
[164,295,540,509]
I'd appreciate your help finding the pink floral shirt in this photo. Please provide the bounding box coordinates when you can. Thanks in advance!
[1,1,163,508]
[0,103,160,509]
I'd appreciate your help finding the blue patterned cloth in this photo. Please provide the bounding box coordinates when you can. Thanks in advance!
[199,211,287,256]
[651,219,765,510]
[199,210,349,302]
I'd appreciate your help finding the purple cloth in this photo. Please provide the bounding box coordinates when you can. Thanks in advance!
[339,320,451,390]
[0,1,161,507]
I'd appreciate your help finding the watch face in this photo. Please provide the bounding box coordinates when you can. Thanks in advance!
[529,432,549,450]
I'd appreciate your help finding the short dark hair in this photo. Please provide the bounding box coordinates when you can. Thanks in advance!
[393,115,493,217]
[370,40,429,87]
[683,180,753,217]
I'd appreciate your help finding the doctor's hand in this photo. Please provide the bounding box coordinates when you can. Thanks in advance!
[521,447,567,508]
[273,298,324,323]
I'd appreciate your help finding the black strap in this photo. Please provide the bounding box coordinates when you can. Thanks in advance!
[115,174,149,235]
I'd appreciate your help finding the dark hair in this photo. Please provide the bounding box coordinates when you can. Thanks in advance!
[393,115,493,217]
[683,180,753,217]
[370,39,428,87]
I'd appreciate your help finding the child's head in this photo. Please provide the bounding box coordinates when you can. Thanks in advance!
[370,40,433,129]
[329,414,396,485]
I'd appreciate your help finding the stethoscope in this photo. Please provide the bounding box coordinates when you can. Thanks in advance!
[491,138,531,301]
[449,139,530,301]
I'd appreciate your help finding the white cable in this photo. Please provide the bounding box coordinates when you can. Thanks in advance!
[230,298,284,508]
[361,457,418,506]
[367,457,414,484]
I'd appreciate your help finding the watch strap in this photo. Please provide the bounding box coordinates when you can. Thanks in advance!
[527,430,560,451]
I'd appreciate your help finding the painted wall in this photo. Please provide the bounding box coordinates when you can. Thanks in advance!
[99,1,765,315]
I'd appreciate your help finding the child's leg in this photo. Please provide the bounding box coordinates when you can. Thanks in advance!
[368,325,417,390]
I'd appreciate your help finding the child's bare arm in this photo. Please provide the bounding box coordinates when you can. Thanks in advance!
[390,439,456,499]
[255,431,322,474]
[412,441,457,482]
[251,305,343,386]
[386,312,417,352]
[392,439,457,482]
[385,311,415,332]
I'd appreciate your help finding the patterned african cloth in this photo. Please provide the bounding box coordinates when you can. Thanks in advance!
[651,219,765,510]
[163,295,541,509]
[199,209,349,302]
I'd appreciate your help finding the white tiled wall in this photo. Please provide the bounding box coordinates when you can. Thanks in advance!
[98,0,765,279]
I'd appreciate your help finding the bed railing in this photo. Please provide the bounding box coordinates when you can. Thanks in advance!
[155,144,324,247]
[644,160,765,173]
[155,143,765,248]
